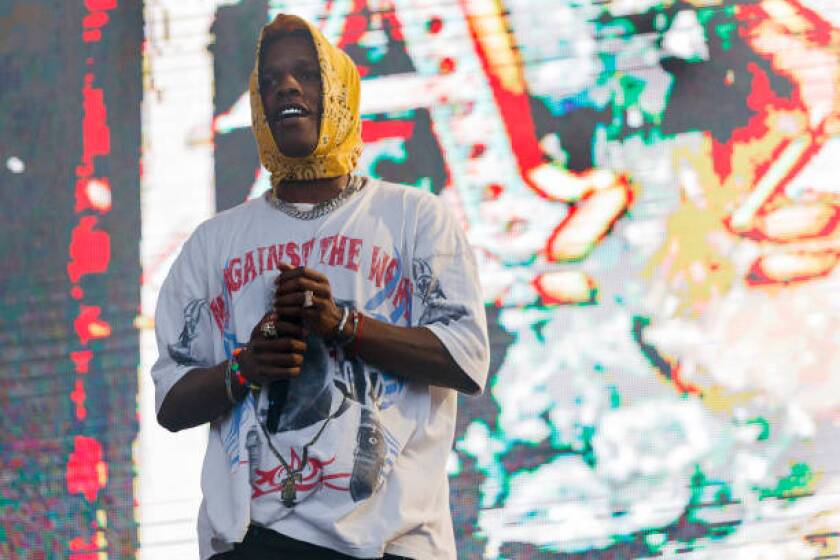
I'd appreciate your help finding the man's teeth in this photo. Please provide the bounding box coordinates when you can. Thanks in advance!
[279,107,305,118]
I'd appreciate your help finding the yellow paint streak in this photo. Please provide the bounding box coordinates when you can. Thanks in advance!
[644,136,736,316]
[702,385,759,413]
[645,106,808,316]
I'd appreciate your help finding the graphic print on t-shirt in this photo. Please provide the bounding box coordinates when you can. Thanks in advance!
[167,298,209,365]
[202,226,470,507]
[248,296,405,504]
[412,257,468,326]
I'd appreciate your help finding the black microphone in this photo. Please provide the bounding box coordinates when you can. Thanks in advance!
[265,312,296,433]
[265,268,302,433]
[266,376,289,433]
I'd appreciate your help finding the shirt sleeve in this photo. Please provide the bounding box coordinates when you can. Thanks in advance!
[411,194,490,394]
[150,226,217,416]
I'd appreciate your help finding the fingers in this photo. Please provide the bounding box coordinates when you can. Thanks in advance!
[273,266,327,283]
[251,336,307,353]
[254,351,304,368]
[272,306,303,321]
[274,275,331,298]
[246,366,301,384]
[273,291,329,309]
[275,266,329,287]
[247,337,307,382]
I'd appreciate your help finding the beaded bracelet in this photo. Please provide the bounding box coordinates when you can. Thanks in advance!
[225,347,256,404]
[231,347,248,386]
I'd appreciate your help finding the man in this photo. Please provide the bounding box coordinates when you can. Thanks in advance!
[151,13,489,560]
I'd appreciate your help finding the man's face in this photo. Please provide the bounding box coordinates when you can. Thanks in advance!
[259,34,322,158]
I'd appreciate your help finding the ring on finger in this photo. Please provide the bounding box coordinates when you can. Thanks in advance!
[303,290,314,308]
[261,320,278,339]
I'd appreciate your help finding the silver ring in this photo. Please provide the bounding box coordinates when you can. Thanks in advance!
[261,320,277,338]
[303,290,314,308]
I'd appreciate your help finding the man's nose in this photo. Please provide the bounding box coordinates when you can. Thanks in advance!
[276,73,302,97]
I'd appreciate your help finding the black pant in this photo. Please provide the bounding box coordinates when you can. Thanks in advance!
[210,525,413,560]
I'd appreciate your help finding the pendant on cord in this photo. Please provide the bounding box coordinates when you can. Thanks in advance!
[281,472,303,508]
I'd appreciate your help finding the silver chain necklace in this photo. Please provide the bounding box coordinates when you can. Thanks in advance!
[266,175,365,220]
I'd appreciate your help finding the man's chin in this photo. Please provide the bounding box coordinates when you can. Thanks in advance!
[274,137,317,158]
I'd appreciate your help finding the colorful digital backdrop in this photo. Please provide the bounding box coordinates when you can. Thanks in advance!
[1,0,839,558]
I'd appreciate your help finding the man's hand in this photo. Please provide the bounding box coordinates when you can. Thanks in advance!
[273,266,344,341]
[239,312,307,384]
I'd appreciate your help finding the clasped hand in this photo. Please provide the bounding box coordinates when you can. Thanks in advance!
[238,264,342,385]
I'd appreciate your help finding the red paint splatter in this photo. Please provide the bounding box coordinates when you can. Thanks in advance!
[670,363,702,396]
[73,305,112,346]
[710,63,796,181]
[69,533,99,560]
[75,74,111,178]
[82,29,102,43]
[462,3,543,184]
[484,183,504,200]
[710,5,812,183]
[427,16,444,34]
[67,216,111,283]
[70,379,87,420]
[71,286,84,299]
[470,143,486,158]
[361,119,415,143]
[439,56,456,74]
[85,0,118,10]
[66,436,107,503]
[337,0,367,49]
[71,350,94,374]
[83,11,109,29]
[381,10,405,42]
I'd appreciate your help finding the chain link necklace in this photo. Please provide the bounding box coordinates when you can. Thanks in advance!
[266,175,365,220]
[250,393,347,508]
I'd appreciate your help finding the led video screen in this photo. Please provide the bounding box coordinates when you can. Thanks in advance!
[2,0,839,558]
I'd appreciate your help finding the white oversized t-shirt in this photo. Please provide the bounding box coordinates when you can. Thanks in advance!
[151,178,489,559]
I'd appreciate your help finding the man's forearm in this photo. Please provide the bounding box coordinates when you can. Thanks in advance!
[157,362,247,432]
[351,316,478,394]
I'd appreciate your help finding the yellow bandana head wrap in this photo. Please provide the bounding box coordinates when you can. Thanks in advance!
[250,14,362,185]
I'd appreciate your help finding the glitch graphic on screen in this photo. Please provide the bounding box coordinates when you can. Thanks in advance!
[4,0,839,558]
[148,1,840,557]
